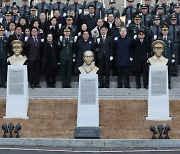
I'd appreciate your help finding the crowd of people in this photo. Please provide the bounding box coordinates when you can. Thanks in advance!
[0,0,179,89]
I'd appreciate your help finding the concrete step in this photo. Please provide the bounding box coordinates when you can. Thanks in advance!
[1,87,180,99]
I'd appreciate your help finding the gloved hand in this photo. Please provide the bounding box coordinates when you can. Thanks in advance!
[74,36,78,42]
[58,24,62,29]
[153,35,157,40]
[59,36,63,42]
[73,58,75,62]
[114,37,118,41]
[172,59,175,63]
[130,57,133,61]
[25,37,28,42]
[110,56,113,61]
[97,38,100,44]
[133,35,137,40]
[79,9,82,14]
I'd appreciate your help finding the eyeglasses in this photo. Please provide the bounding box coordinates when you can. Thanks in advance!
[138,33,144,35]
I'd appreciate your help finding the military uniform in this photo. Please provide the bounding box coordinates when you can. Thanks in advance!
[35,2,49,17]
[19,4,30,16]
[58,28,75,88]
[168,14,180,75]
[26,7,40,25]
[2,12,12,31]
[68,2,85,19]
[1,5,12,15]
[0,27,7,88]
[140,4,152,27]
[52,2,66,18]
[87,0,105,19]
[122,0,136,24]
[105,0,120,18]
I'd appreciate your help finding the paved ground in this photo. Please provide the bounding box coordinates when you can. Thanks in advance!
[1,147,180,154]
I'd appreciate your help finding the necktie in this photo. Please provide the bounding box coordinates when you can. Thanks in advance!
[75,3,77,18]
[6,6,9,13]
[58,2,60,11]
[130,7,132,21]
[103,35,105,43]
[144,14,146,27]
[173,25,175,42]
[94,1,97,14]
[34,37,38,45]
[41,3,44,13]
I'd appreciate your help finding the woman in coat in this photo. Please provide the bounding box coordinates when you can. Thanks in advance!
[42,33,58,88]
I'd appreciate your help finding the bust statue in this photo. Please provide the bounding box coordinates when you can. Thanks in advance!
[7,40,27,65]
[148,40,168,65]
[78,50,99,74]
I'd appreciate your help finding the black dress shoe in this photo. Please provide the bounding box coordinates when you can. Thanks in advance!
[144,86,148,89]
[67,85,72,88]
[117,86,122,88]
[136,86,141,89]
[169,85,172,89]
[125,86,131,88]
[35,85,41,88]
[2,85,6,88]
[30,85,35,88]
[99,85,104,88]
[105,85,110,88]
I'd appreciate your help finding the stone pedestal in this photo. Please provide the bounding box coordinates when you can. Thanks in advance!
[75,74,100,138]
[4,65,29,119]
[146,65,172,121]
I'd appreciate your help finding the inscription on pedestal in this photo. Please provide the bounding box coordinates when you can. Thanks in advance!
[9,69,24,95]
[151,70,167,96]
[80,78,96,105]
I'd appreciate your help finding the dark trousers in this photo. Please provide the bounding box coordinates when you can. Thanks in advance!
[28,59,40,86]
[117,66,130,88]
[0,59,6,86]
[135,72,148,88]
[46,75,56,87]
[172,42,179,75]
[98,56,110,86]
[61,60,73,87]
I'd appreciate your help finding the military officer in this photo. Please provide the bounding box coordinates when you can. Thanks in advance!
[68,0,85,19]
[173,3,180,25]
[140,4,152,28]
[87,0,105,19]
[148,15,162,41]
[27,6,40,25]
[160,0,171,15]
[128,14,145,38]
[52,0,66,18]
[158,25,175,88]
[105,0,120,18]
[11,5,21,24]
[122,0,136,25]
[168,13,180,76]
[2,11,12,31]
[60,15,78,37]
[35,0,49,17]
[155,4,168,26]
[58,27,75,88]
[144,0,154,14]
[0,26,7,88]
[19,0,30,16]
[1,0,12,15]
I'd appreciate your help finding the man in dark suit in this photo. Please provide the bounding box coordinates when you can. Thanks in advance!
[7,25,25,57]
[25,27,42,88]
[96,26,112,88]
[131,29,151,89]
[113,27,133,88]
[82,4,99,32]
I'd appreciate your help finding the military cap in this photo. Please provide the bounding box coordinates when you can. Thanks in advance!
[0,26,5,31]
[64,27,71,32]
[156,4,163,9]
[161,25,169,31]
[174,3,180,8]
[22,0,28,1]
[152,40,166,48]
[141,4,147,9]
[11,40,23,46]
[170,13,177,19]
[127,0,134,2]
[4,0,10,2]
[138,28,146,34]
[88,4,95,8]
[154,15,160,20]
[66,15,73,20]
[30,6,37,11]
[109,0,116,4]
[5,11,12,16]
[134,14,142,19]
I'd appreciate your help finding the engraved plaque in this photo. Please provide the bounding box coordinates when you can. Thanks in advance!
[80,78,96,105]
[151,70,167,96]
[9,69,24,95]
[75,126,100,139]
